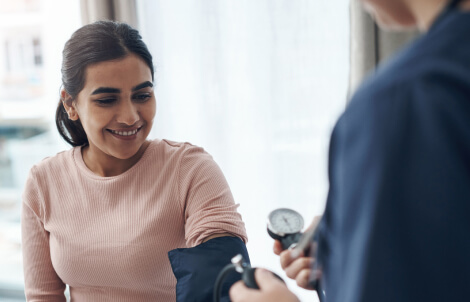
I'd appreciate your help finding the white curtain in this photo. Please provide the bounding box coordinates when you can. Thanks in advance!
[138,1,349,300]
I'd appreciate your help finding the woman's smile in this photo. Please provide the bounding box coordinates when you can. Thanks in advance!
[107,126,143,140]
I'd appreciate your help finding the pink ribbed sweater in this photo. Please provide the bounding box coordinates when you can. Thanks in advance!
[21,139,247,301]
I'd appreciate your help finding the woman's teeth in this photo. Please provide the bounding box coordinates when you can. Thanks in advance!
[110,129,139,136]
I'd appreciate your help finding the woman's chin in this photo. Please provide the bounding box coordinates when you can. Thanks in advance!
[363,2,417,31]
[375,15,417,31]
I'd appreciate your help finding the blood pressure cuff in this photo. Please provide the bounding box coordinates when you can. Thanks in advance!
[168,236,250,302]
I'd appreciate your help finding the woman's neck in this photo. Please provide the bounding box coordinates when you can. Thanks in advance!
[82,141,150,177]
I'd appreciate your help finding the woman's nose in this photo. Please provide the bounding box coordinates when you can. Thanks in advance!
[116,99,139,125]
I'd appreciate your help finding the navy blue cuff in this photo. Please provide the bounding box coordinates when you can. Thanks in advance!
[168,236,250,302]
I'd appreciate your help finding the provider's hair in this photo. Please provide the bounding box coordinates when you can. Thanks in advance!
[55,21,154,146]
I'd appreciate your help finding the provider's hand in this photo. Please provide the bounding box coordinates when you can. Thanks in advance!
[274,244,317,290]
[229,268,300,302]
[273,216,322,290]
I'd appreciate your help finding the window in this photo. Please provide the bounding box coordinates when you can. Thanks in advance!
[0,0,80,299]
[1,1,350,300]
[137,1,350,300]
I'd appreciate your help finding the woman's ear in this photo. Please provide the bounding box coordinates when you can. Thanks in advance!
[60,89,79,121]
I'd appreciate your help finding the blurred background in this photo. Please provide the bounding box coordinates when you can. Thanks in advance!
[0,0,349,301]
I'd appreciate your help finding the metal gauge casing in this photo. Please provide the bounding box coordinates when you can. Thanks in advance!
[267,208,304,237]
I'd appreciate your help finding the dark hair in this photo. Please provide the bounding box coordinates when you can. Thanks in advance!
[55,21,154,146]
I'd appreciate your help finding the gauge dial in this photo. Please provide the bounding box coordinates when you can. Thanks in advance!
[267,208,304,236]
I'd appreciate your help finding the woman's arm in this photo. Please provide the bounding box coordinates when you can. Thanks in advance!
[202,233,234,243]
[22,171,66,302]
[170,145,249,301]
[178,145,248,246]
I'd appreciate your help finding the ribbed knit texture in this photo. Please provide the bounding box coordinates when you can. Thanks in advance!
[21,139,247,302]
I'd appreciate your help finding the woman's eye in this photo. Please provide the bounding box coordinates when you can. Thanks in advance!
[133,93,151,102]
[95,98,116,105]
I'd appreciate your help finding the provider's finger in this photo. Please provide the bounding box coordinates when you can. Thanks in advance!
[229,280,255,302]
[255,268,286,290]
[280,249,304,270]
[273,240,283,255]
[295,268,313,289]
[284,257,314,280]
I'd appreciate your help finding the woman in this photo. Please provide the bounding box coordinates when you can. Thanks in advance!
[230,0,470,301]
[21,21,248,301]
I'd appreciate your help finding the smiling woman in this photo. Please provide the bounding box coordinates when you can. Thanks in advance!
[21,21,249,301]
[61,54,156,176]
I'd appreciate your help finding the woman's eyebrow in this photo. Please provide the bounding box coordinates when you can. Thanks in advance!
[91,87,121,95]
[132,81,153,91]
[90,81,153,95]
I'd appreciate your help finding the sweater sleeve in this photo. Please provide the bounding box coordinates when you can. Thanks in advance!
[178,145,248,247]
[21,168,66,302]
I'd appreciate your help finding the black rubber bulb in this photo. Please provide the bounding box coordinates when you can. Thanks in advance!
[242,267,285,289]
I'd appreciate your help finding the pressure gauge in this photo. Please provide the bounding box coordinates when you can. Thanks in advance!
[267,208,304,250]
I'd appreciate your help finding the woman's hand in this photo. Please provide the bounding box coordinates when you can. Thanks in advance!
[229,268,300,302]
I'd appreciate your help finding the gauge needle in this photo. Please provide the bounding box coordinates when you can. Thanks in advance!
[283,216,290,226]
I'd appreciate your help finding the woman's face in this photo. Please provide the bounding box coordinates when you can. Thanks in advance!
[361,0,416,29]
[65,54,156,161]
